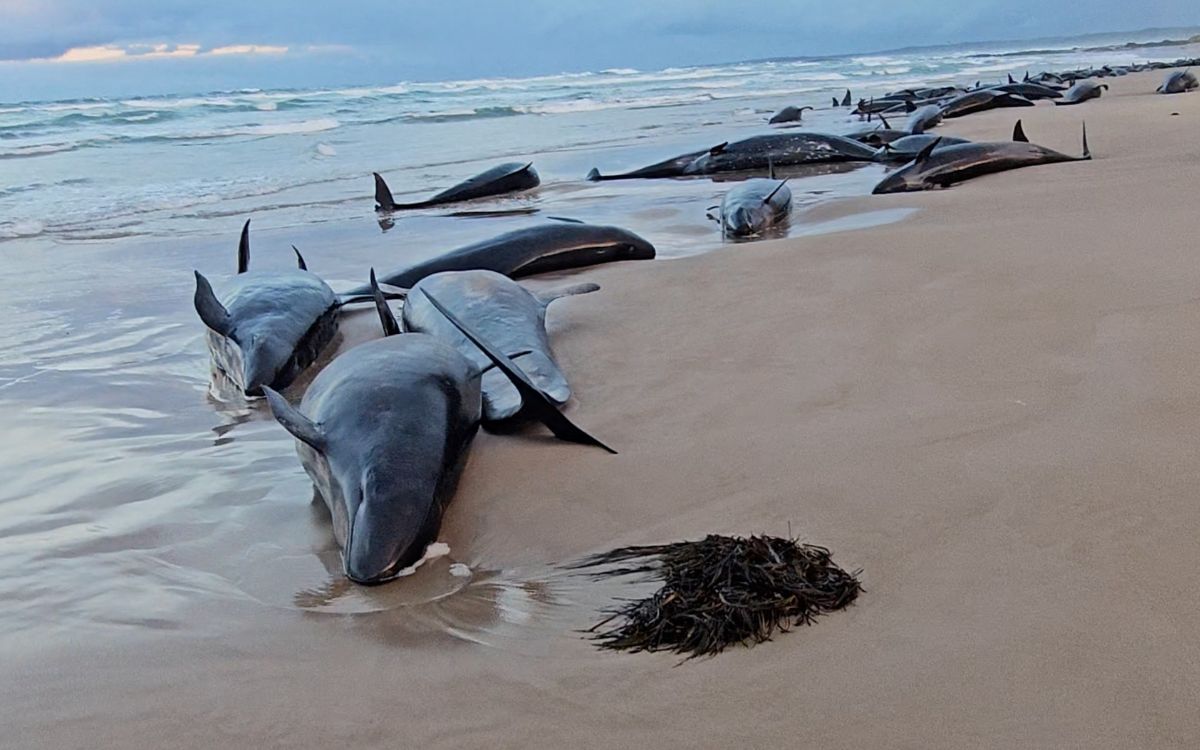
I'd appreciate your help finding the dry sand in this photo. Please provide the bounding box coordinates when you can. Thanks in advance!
[6,70,1200,749]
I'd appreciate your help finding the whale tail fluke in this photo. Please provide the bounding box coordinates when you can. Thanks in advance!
[373,172,396,211]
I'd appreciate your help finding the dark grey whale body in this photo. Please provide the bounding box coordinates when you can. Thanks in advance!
[349,222,655,294]
[1055,81,1107,105]
[194,221,339,397]
[940,90,1035,118]
[873,134,970,162]
[905,104,943,134]
[402,270,598,422]
[768,105,814,124]
[1158,70,1198,94]
[263,278,613,584]
[872,121,1090,194]
[374,162,539,211]
[586,133,876,181]
[718,179,792,237]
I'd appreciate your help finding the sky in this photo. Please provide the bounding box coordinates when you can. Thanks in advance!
[1,1,1199,101]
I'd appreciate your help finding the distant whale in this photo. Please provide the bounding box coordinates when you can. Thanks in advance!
[586,133,876,181]
[373,162,539,211]
[768,105,814,124]
[1055,81,1107,105]
[940,90,1035,118]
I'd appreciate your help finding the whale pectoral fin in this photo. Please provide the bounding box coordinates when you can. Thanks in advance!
[1012,120,1029,143]
[369,269,402,337]
[373,172,396,211]
[237,219,251,274]
[421,290,617,454]
[263,386,326,451]
[194,271,234,337]
[292,245,308,271]
[536,282,601,308]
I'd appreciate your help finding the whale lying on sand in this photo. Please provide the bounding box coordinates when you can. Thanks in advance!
[1055,81,1107,105]
[586,133,876,181]
[402,270,600,422]
[716,178,792,237]
[263,275,614,584]
[373,162,539,211]
[872,120,1090,194]
[348,222,655,294]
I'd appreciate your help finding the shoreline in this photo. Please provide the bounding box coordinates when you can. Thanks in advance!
[4,68,1200,748]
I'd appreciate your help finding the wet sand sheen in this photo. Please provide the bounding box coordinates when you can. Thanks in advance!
[3,70,1200,747]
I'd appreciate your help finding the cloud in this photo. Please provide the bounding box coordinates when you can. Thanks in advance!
[36,42,288,64]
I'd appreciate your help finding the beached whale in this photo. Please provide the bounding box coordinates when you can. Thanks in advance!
[905,104,943,134]
[373,162,539,211]
[1157,70,1198,94]
[349,221,655,294]
[586,133,876,181]
[986,82,1064,100]
[1055,81,1107,105]
[193,220,342,397]
[872,120,1089,194]
[844,116,913,146]
[402,270,598,422]
[940,90,1035,119]
[262,276,613,584]
[716,178,792,237]
[872,133,970,162]
[768,105,814,124]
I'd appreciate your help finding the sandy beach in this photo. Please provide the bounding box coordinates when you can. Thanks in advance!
[4,68,1200,748]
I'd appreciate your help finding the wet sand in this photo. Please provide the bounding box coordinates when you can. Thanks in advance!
[4,69,1200,748]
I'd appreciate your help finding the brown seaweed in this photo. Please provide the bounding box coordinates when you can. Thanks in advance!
[574,534,862,659]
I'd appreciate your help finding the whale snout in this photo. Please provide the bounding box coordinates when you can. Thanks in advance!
[343,474,441,584]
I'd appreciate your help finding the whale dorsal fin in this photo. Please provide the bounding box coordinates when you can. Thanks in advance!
[1081,121,1090,160]
[237,219,250,274]
[832,96,839,107]
[420,290,617,454]
[369,269,402,337]
[1012,120,1029,143]
[262,387,326,451]
[904,99,916,113]
[1008,73,1016,84]
[709,142,729,156]
[292,245,308,271]
[536,282,601,308]
[193,271,233,338]
[373,172,396,211]
[914,137,942,165]
[841,89,852,107]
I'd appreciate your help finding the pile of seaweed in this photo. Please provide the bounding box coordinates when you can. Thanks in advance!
[575,534,862,659]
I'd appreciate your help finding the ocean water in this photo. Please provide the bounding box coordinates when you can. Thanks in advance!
[2,32,1198,245]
